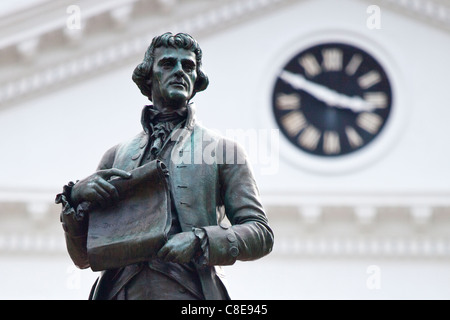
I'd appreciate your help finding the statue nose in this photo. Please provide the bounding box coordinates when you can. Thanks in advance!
[173,62,185,76]
[174,68,184,77]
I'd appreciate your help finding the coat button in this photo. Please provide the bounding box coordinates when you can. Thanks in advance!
[131,153,141,160]
[193,228,204,237]
[227,233,236,242]
[139,139,147,149]
[219,222,229,230]
[229,246,239,257]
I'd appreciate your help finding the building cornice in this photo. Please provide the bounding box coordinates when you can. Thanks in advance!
[1,0,449,110]
[1,203,448,258]
[366,0,450,32]
[274,234,450,259]
[362,0,450,32]
[0,0,299,110]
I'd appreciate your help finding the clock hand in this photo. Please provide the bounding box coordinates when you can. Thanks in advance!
[279,70,377,112]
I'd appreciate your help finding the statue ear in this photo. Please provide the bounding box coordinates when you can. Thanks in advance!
[194,71,209,93]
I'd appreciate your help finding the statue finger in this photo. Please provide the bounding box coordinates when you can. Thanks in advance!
[96,179,120,202]
[98,168,131,180]
[91,184,111,208]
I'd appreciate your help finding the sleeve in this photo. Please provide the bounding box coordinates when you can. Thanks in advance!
[55,145,118,269]
[202,139,274,266]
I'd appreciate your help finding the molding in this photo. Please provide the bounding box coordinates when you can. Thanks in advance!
[0,218,448,258]
[261,191,450,207]
[1,0,449,110]
[0,233,66,254]
[0,0,297,110]
[1,232,448,258]
[0,0,145,49]
[0,192,448,257]
[1,234,448,258]
[274,235,450,259]
[359,0,450,31]
[1,188,449,209]
[0,188,56,203]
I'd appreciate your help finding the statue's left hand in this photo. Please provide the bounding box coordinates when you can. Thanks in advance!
[157,231,200,264]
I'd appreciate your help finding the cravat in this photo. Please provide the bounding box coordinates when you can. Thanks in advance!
[150,122,173,157]
[146,106,188,158]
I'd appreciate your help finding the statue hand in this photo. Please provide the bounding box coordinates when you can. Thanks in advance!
[157,231,200,264]
[70,168,131,208]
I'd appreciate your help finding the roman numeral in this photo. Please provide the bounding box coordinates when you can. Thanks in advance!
[358,70,381,89]
[345,126,363,148]
[280,111,307,137]
[298,125,321,150]
[299,54,321,77]
[345,54,363,76]
[276,93,301,110]
[322,48,343,71]
[356,112,383,134]
[364,92,388,109]
[323,131,340,154]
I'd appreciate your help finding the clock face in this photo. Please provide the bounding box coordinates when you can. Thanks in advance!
[272,42,393,157]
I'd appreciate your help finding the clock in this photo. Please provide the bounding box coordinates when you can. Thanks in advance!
[272,42,393,157]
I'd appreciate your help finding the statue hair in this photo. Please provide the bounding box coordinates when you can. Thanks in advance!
[132,32,209,101]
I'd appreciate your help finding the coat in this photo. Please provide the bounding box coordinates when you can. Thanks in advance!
[59,103,274,300]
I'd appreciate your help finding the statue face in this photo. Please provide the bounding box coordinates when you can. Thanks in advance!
[151,46,197,109]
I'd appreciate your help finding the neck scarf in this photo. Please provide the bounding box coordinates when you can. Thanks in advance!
[146,106,188,157]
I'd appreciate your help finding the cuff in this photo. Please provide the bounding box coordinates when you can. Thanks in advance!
[201,225,239,266]
[55,181,87,237]
[192,227,209,266]
[55,181,85,222]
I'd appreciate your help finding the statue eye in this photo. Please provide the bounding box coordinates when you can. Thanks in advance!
[160,59,175,69]
[183,63,195,72]
[162,61,174,68]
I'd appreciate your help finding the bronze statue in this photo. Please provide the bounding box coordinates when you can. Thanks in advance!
[55,32,274,300]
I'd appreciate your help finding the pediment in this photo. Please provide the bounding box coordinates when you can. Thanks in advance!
[0,0,448,110]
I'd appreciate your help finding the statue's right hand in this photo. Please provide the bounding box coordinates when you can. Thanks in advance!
[70,168,132,208]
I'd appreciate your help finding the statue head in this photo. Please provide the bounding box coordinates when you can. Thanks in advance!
[132,32,209,103]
